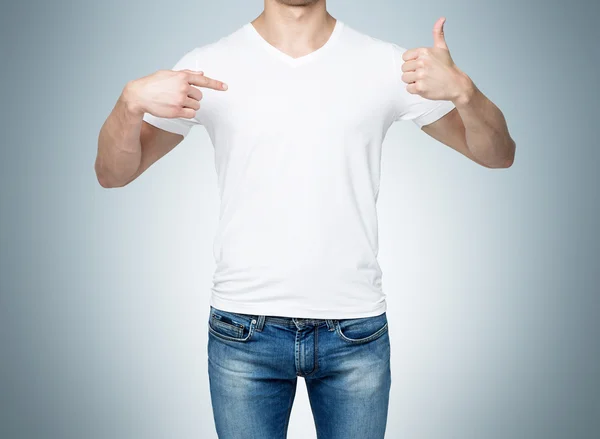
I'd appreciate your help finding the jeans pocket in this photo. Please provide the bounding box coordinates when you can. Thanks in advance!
[334,312,389,345]
[208,306,256,342]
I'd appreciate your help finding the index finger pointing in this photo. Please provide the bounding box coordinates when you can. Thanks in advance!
[187,72,228,91]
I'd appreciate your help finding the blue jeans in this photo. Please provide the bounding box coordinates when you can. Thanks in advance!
[207,305,391,438]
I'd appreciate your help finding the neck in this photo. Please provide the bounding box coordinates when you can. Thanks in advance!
[253,1,336,56]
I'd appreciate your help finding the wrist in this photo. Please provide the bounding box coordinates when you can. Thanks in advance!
[452,70,476,108]
[120,81,145,117]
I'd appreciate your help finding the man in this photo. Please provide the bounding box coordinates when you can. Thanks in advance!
[95,0,515,437]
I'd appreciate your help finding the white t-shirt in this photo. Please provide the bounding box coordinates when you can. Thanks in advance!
[143,20,455,319]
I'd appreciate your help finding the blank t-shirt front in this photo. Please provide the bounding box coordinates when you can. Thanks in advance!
[143,20,455,319]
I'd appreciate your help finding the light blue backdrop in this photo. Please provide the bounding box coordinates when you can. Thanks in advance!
[1,1,599,438]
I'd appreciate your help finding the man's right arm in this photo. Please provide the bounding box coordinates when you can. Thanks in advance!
[95,81,183,188]
[94,68,227,188]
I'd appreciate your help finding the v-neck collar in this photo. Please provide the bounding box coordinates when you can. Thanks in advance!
[244,19,344,68]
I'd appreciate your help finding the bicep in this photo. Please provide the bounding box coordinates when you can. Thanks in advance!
[122,121,184,185]
[421,108,490,167]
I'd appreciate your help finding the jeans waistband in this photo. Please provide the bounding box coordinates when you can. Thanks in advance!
[210,305,337,332]
[257,315,337,332]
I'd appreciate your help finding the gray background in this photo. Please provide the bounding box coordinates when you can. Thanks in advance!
[1,0,599,438]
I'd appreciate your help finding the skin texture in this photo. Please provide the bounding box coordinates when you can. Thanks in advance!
[94,2,515,189]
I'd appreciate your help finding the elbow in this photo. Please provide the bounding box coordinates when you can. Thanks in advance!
[97,175,117,189]
[95,161,126,189]
[502,139,516,168]
[487,155,514,169]
[96,174,116,189]
[96,167,111,188]
[486,139,516,169]
[95,160,112,188]
[97,175,128,189]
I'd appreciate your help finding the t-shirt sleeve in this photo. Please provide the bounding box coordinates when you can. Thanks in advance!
[142,48,201,138]
[390,43,456,128]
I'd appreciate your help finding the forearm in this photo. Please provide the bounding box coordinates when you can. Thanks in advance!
[95,82,145,188]
[453,74,516,168]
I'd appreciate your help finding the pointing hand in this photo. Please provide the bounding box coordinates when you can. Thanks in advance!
[127,69,228,119]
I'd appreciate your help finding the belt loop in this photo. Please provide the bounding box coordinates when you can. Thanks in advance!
[326,319,336,331]
[255,314,266,332]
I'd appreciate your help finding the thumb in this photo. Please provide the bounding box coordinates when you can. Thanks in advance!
[433,17,448,49]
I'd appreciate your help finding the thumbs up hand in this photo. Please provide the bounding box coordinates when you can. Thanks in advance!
[401,17,473,105]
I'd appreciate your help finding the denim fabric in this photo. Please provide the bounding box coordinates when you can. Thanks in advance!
[207,305,391,438]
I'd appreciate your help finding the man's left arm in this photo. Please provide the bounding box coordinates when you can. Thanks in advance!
[401,17,516,169]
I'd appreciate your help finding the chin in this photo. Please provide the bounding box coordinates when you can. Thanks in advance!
[275,0,321,5]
